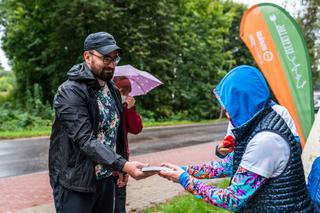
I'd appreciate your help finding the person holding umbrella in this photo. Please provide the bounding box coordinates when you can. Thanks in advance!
[112,67,162,213]
[113,76,143,213]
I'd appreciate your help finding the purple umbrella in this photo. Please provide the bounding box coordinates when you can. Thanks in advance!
[113,65,163,96]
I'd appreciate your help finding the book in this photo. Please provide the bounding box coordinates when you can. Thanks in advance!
[141,166,172,172]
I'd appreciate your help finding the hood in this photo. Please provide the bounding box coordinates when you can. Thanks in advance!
[67,63,100,90]
[214,65,270,128]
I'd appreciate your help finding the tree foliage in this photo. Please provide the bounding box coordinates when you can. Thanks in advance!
[0,0,250,120]
[296,0,320,87]
[0,66,16,103]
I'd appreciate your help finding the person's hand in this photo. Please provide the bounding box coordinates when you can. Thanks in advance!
[158,163,185,183]
[126,96,136,109]
[122,161,156,180]
[117,173,129,188]
[217,142,232,156]
[217,135,235,156]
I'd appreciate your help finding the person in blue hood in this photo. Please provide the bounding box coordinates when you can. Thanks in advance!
[158,65,313,212]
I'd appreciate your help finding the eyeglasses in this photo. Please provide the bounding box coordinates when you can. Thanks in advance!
[89,51,121,65]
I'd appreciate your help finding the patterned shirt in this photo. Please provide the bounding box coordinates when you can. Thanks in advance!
[95,83,120,180]
[180,152,267,211]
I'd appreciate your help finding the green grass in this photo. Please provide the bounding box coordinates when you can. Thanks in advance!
[0,128,51,139]
[143,179,231,213]
[0,118,227,139]
[143,119,227,127]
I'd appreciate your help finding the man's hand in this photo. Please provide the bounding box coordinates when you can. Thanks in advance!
[158,163,185,183]
[123,161,156,180]
[117,173,129,188]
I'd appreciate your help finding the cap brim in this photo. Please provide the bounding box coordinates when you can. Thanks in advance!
[96,44,122,55]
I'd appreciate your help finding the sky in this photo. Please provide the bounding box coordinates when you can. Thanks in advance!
[0,30,10,71]
[0,0,301,71]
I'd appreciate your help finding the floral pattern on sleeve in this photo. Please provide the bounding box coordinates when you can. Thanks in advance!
[179,166,267,211]
[184,152,234,179]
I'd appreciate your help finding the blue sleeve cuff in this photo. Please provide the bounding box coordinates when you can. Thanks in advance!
[179,171,190,185]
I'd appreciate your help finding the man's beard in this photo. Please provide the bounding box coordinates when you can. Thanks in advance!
[97,68,114,82]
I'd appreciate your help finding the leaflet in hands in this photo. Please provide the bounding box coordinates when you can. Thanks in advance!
[141,166,172,172]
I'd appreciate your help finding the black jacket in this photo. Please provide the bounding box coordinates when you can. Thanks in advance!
[49,63,127,193]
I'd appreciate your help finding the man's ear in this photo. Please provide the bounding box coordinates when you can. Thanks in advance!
[83,51,90,62]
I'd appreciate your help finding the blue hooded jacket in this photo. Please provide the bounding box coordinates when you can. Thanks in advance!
[213,65,313,212]
[214,65,270,128]
[308,157,320,212]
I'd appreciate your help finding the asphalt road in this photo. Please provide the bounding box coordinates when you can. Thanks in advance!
[0,122,227,178]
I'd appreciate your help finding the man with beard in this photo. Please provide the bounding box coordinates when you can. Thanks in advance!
[49,32,152,213]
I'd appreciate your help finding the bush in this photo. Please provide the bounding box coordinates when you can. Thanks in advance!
[24,83,53,119]
[0,102,52,131]
[0,70,16,104]
[0,82,53,132]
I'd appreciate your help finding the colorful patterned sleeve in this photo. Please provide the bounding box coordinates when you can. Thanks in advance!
[182,152,234,179]
[179,166,267,211]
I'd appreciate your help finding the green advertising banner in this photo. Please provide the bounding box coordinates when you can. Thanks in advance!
[240,3,314,146]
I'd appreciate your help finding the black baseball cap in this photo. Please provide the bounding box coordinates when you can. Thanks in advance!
[84,32,122,55]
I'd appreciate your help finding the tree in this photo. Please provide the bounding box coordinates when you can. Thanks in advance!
[165,0,249,119]
[222,1,255,67]
[0,0,250,120]
[0,68,16,103]
[296,0,320,87]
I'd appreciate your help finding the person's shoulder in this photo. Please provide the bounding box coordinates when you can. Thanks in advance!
[271,104,291,118]
[311,157,320,171]
[59,79,88,91]
[271,104,298,135]
[248,131,289,151]
[315,156,320,164]
[55,79,89,101]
